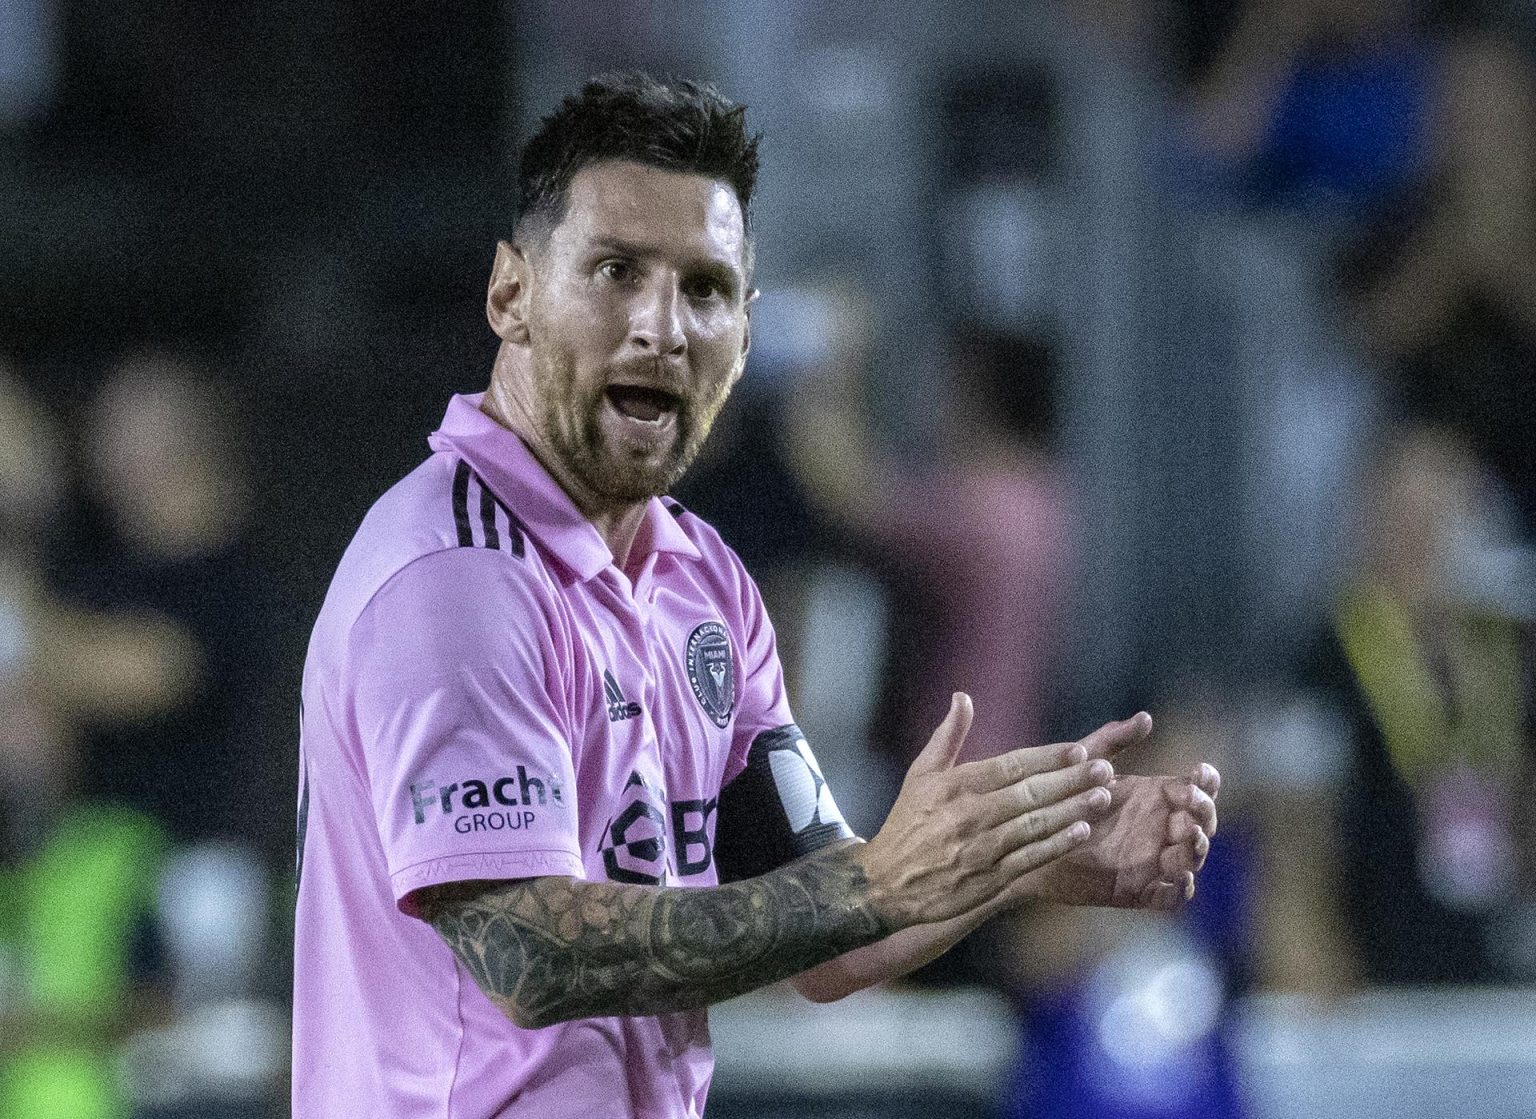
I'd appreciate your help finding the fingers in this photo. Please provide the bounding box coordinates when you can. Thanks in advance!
[909,693,974,776]
[1161,817,1211,876]
[947,710,1158,793]
[1170,782,1219,837]
[1190,762,1221,798]
[975,757,1113,828]
[986,783,1113,853]
[955,738,1086,794]
[1079,711,1153,761]
[994,817,1093,880]
[1191,828,1211,870]
[1161,772,1217,874]
[1145,873,1196,911]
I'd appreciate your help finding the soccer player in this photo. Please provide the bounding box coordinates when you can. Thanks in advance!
[291,73,1221,1118]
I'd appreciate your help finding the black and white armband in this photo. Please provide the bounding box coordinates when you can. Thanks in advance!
[714,724,856,883]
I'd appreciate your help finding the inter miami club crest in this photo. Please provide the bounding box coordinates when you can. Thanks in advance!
[685,621,735,728]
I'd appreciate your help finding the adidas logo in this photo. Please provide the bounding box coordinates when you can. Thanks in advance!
[604,670,643,723]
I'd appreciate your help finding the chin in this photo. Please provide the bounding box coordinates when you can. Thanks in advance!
[595,436,705,501]
[584,456,684,504]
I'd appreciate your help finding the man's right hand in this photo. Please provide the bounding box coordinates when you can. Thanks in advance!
[856,693,1142,929]
[422,694,1143,1028]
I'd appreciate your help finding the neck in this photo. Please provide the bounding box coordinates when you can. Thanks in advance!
[481,344,650,573]
[584,502,649,578]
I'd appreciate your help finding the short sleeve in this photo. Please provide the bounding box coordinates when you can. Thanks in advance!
[725,565,796,782]
[346,548,586,914]
[714,564,854,883]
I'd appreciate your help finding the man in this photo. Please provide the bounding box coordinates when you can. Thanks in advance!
[291,73,1220,1118]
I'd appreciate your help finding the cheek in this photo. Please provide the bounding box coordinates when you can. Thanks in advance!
[536,281,626,347]
[537,326,611,394]
[691,316,748,368]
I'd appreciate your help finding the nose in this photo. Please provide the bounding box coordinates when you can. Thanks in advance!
[628,276,686,358]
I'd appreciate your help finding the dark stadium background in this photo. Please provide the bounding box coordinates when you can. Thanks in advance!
[4,1,1535,1116]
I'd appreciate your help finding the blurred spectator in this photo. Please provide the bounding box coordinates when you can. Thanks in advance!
[1295,423,1536,984]
[0,363,190,1119]
[0,678,173,1119]
[1189,0,1438,213]
[54,353,282,853]
[1189,0,1536,526]
[0,365,196,730]
[786,285,1074,772]
[0,684,173,1119]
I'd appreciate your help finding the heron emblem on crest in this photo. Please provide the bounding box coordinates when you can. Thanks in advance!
[685,621,735,728]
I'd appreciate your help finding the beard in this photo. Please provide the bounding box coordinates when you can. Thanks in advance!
[532,347,733,506]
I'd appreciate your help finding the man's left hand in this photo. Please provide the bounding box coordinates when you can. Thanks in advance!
[1021,714,1220,910]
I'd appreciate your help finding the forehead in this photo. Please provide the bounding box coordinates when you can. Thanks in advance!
[552,160,747,272]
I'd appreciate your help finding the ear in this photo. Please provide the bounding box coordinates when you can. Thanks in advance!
[735,288,758,376]
[487,241,532,344]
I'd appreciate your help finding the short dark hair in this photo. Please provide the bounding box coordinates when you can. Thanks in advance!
[515,72,761,245]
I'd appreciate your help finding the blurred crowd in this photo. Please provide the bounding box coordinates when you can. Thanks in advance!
[4,0,1536,1117]
[0,356,285,1117]
[682,1,1536,1115]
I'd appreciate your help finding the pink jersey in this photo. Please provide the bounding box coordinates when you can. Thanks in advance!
[291,393,850,1118]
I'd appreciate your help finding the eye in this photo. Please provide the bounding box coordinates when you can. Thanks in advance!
[684,275,724,302]
[598,259,633,283]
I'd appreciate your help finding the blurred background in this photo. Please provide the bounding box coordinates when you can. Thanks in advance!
[3,0,1536,1115]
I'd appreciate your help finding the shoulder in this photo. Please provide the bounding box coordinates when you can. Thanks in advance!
[316,452,551,645]
[364,452,527,568]
[661,499,779,659]
[662,498,755,593]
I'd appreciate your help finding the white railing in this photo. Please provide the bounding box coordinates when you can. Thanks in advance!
[712,984,1536,1118]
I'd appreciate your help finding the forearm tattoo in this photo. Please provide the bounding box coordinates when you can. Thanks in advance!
[419,845,890,1028]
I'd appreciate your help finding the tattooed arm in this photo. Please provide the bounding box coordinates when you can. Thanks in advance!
[419,695,1127,1027]
[415,843,887,1028]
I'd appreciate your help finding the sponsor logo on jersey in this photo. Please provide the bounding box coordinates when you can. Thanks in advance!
[685,621,735,728]
[408,767,566,834]
[597,769,719,885]
[603,669,643,722]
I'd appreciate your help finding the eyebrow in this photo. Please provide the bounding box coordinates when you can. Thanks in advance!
[587,237,743,288]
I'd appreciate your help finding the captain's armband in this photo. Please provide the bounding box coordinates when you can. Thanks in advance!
[714,725,855,883]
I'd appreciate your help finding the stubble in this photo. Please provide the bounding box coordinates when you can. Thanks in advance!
[533,347,734,506]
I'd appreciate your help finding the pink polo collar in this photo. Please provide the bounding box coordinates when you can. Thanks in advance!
[427,392,702,582]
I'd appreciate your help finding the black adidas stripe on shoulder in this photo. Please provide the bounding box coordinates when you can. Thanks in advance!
[664,498,687,519]
[451,460,525,558]
[451,460,474,546]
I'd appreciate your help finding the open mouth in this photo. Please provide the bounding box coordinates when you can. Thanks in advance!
[605,384,680,423]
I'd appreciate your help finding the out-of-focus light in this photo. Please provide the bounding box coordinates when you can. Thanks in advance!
[158,841,271,1006]
[119,997,288,1108]
[750,287,838,373]
[0,0,56,129]
[800,45,892,117]
[1095,954,1224,1070]
[0,582,33,675]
